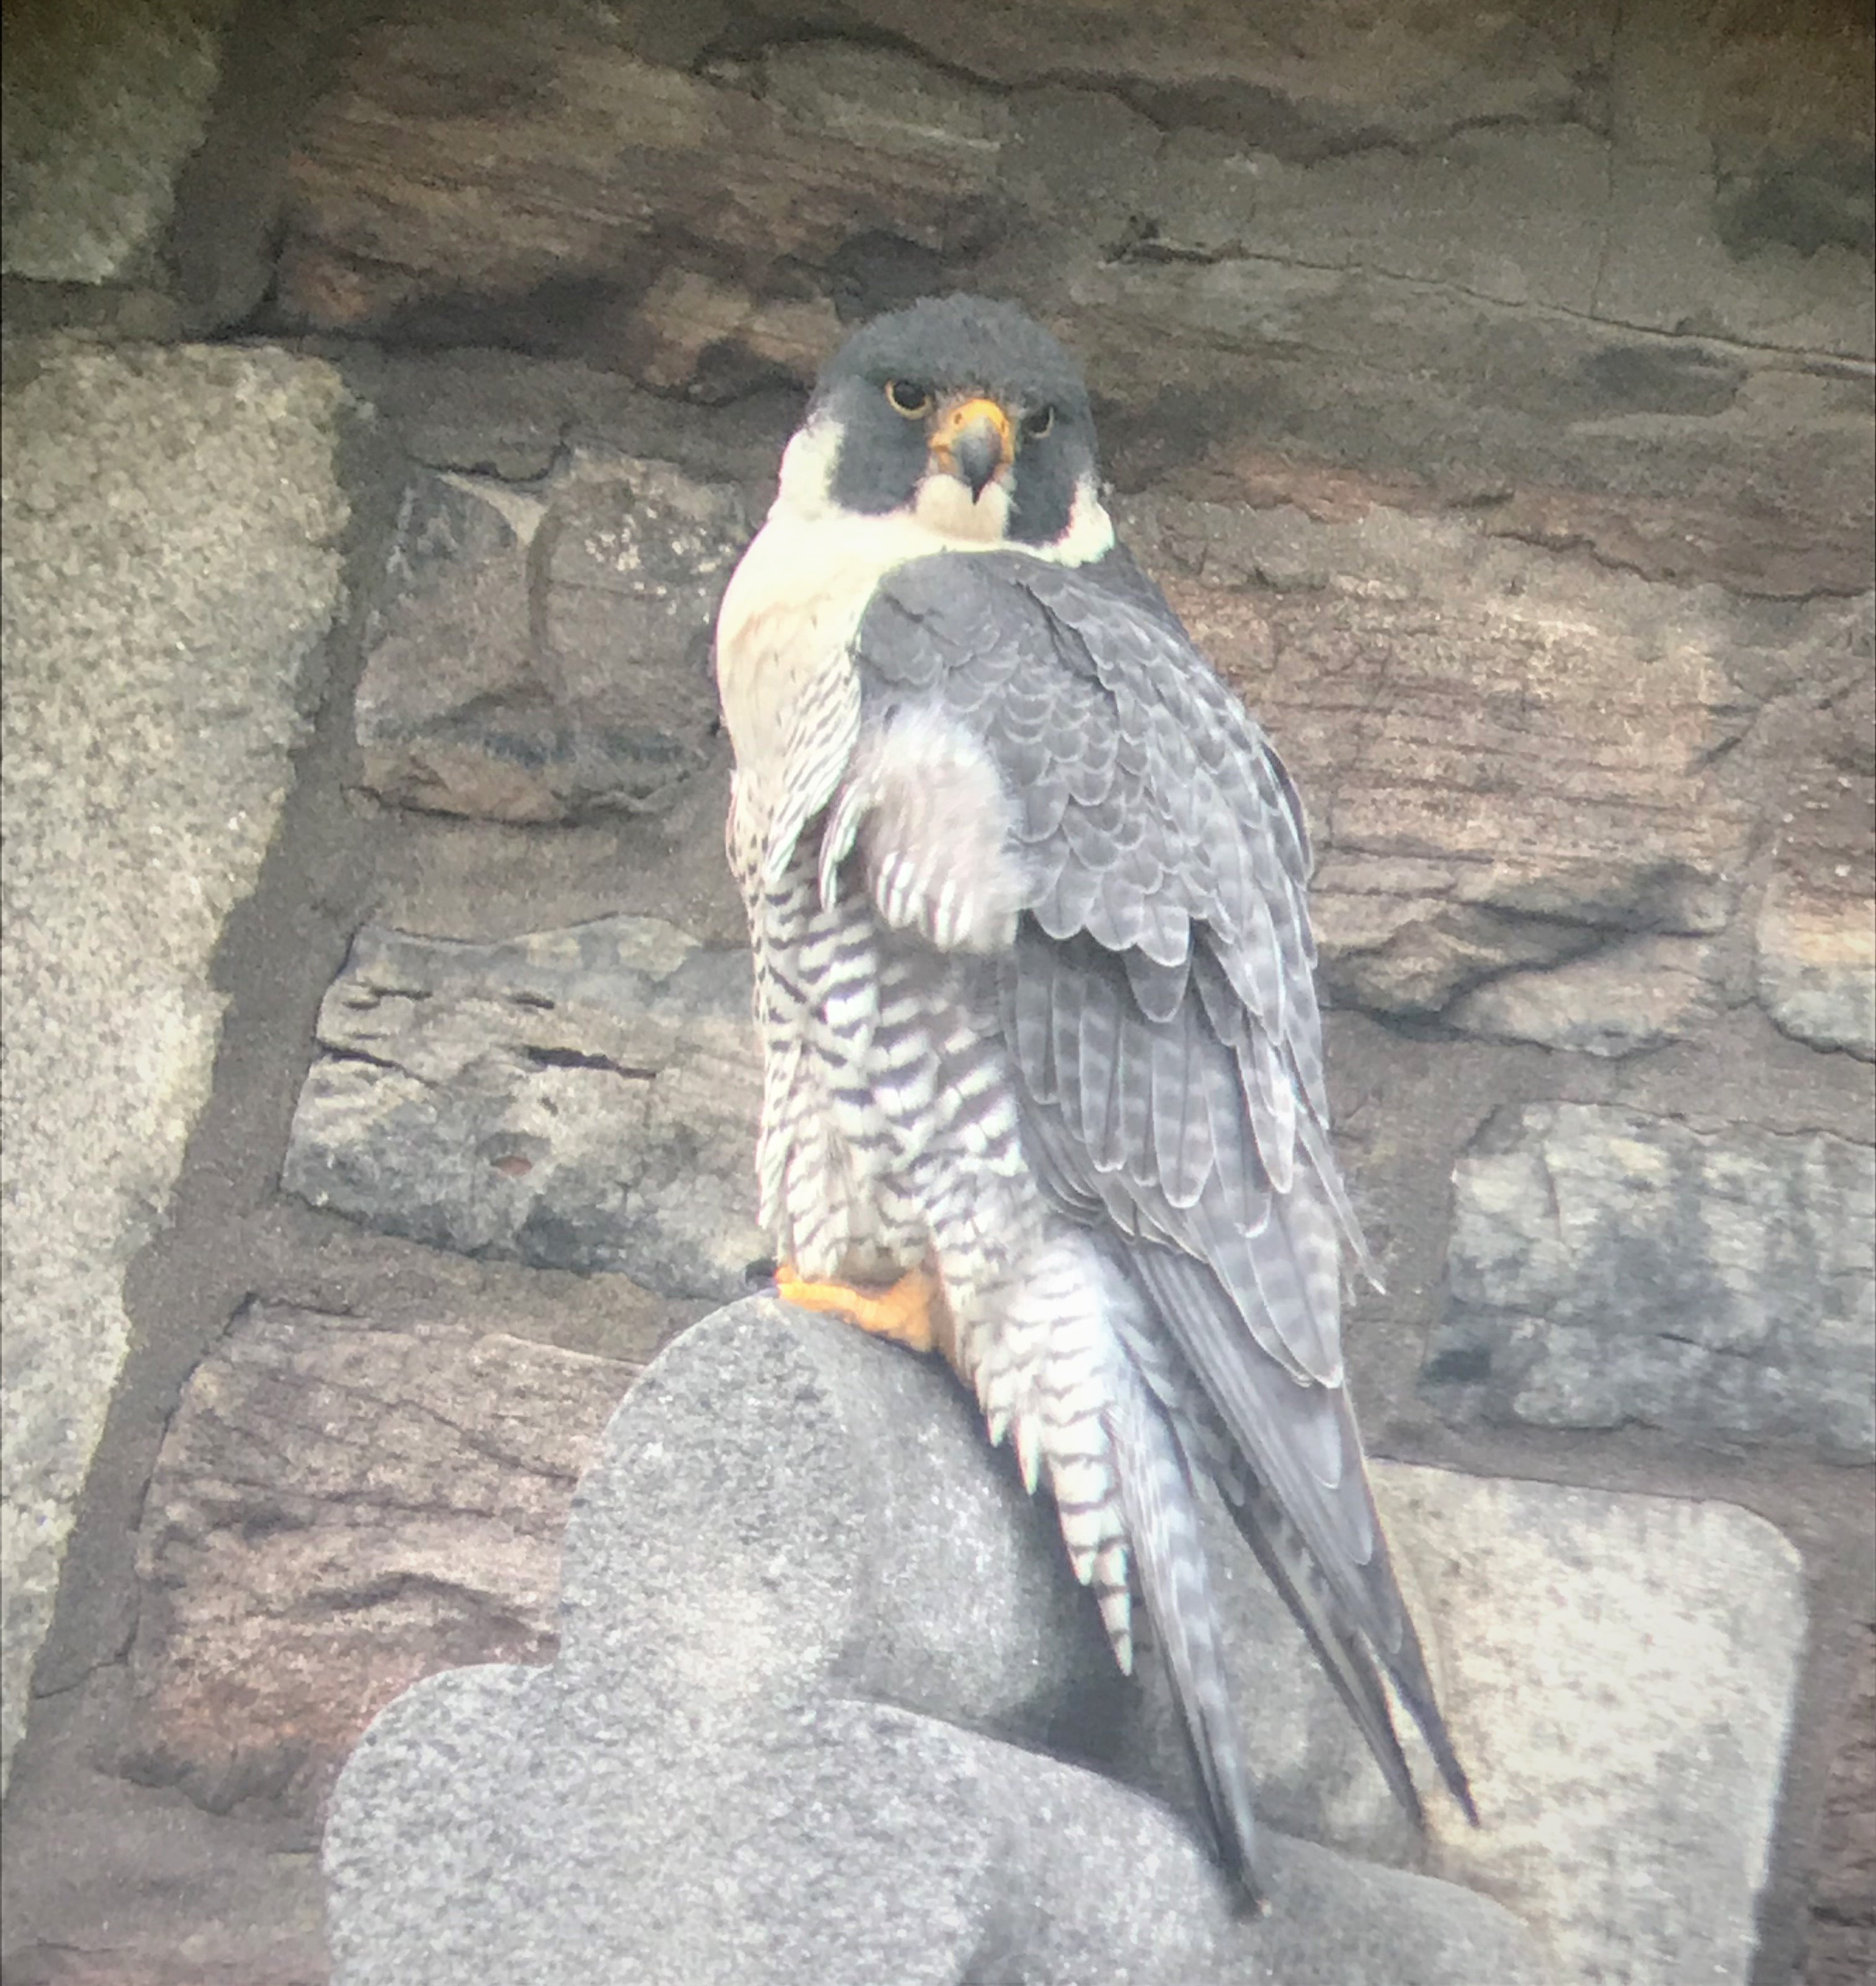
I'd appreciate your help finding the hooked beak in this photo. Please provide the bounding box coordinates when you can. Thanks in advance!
[929,396,1014,502]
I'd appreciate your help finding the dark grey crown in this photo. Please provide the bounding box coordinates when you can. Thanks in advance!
[810,295,1099,546]
[815,295,1093,423]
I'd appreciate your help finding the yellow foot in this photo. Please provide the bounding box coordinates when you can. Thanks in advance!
[775,1265,943,1356]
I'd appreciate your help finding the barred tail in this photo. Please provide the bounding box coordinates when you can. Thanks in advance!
[1109,1369,1266,1911]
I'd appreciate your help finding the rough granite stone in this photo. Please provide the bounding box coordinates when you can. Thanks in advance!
[2,0,239,284]
[1089,1451,1810,1982]
[324,1301,1547,1986]
[355,455,746,823]
[1374,1463,1805,1986]
[1425,1102,1876,1458]
[326,1299,1807,1985]
[0,339,349,1791]
[281,917,766,1300]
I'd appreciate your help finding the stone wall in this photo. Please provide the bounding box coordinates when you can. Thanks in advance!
[2,1,1870,1982]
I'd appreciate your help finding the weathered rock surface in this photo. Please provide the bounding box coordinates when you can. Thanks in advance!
[275,0,1874,594]
[123,1301,634,1822]
[282,916,766,1299]
[241,1213,699,1373]
[0,339,349,1791]
[325,1301,1548,1986]
[326,1299,1808,1986]
[1125,500,1759,1018]
[4,4,1870,1979]
[2,0,237,287]
[1118,496,1875,1036]
[357,455,747,822]
[1426,1102,1876,1458]
[2,1664,329,1986]
[1146,1453,1810,1981]
[1805,1625,1876,1986]
[349,343,798,493]
[1758,881,1876,1061]
[1444,937,1714,1057]
[1374,1463,1805,1986]
[640,0,1617,144]
[0,1218,682,1986]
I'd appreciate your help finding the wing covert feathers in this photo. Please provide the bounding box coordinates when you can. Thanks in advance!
[853,546,1473,1840]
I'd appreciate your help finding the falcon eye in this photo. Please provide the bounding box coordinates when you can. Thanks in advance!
[885,380,932,418]
[1022,405,1055,440]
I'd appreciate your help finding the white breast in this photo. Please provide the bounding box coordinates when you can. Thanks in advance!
[713,413,1116,878]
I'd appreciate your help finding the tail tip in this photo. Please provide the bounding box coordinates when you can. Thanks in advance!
[1441,1755,1481,1828]
[1230,1870,1271,1920]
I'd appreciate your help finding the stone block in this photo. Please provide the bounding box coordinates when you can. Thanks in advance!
[1125,503,1769,1020]
[1426,1102,1876,1458]
[326,1299,1807,1984]
[324,1301,1547,1985]
[274,3,1873,597]
[123,1302,634,1822]
[1597,0,1873,354]
[0,1664,328,1986]
[1,339,349,1789]
[277,17,998,369]
[687,0,1613,151]
[2,0,237,285]
[280,917,766,1301]
[1374,1464,1805,1985]
[355,456,746,823]
[1154,1456,1810,1981]
[1757,881,1876,1061]
[1445,937,1713,1057]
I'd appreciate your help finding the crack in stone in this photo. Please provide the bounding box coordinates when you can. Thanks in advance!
[317,1043,433,1084]
[1651,1330,1768,1363]
[1481,522,1876,602]
[293,1570,553,1620]
[519,1043,659,1079]
[1191,245,1875,373]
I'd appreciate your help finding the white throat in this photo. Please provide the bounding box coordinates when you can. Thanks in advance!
[762,412,1115,568]
[714,411,1116,876]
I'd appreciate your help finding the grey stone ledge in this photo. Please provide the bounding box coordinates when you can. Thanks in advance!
[326,1299,1807,1985]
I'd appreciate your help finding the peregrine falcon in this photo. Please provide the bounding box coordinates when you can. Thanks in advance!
[714,295,1475,1904]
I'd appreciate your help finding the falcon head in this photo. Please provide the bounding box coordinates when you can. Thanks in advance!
[775,295,1111,559]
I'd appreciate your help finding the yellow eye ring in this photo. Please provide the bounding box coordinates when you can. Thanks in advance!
[885,380,932,418]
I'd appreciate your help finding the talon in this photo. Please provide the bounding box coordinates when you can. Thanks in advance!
[775,1263,945,1356]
